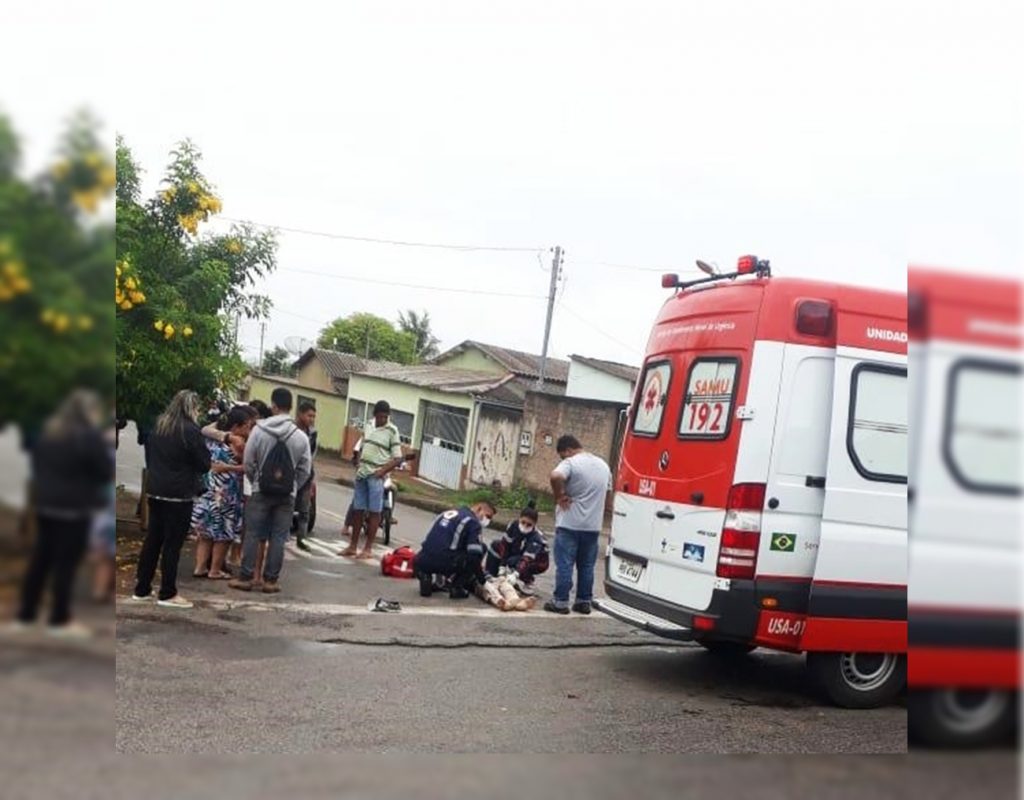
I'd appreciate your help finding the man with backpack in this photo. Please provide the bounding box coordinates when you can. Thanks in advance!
[229,387,310,594]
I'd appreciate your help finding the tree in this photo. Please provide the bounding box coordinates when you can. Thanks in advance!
[0,110,114,437]
[317,312,417,364]
[398,309,440,361]
[115,137,277,427]
[261,345,295,377]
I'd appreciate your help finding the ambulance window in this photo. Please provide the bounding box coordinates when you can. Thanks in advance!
[847,364,908,483]
[678,358,740,440]
[632,360,672,437]
[944,360,1021,495]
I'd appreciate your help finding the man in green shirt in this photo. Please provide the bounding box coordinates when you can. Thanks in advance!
[340,400,403,559]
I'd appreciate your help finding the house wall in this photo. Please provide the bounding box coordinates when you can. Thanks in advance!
[434,347,507,376]
[245,375,347,453]
[514,392,626,496]
[469,406,522,488]
[566,361,635,404]
[345,374,477,469]
[296,358,335,394]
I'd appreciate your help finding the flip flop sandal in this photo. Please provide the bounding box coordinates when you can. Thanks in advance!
[193,571,209,578]
[207,573,231,580]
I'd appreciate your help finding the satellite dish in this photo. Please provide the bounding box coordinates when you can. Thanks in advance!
[695,259,718,276]
[283,335,314,355]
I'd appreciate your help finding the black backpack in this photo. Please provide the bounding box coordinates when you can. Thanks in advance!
[258,425,298,495]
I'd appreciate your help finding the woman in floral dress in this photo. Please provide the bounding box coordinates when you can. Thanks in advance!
[192,407,251,579]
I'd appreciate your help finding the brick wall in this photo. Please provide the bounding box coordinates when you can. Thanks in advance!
[514,391,625,495]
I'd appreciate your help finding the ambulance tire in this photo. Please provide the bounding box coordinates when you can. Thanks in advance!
[697,639,756,657]
[908,689,1017,748]
[807,652,906,709]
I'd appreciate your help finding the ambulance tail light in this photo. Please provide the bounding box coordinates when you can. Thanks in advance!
[716,483,766,580]
[795,299,835,339]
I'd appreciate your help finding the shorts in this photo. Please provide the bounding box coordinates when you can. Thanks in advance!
[353,475,385,513]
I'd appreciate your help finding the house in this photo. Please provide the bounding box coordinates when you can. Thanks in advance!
[242,348,399,454]
[566,354,639,405]
[345,364,524,489]
[432,340,571,395]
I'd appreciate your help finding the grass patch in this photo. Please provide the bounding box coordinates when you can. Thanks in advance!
[443,485,554,513]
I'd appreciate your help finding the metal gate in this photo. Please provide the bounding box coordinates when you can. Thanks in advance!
[418,402,470,489]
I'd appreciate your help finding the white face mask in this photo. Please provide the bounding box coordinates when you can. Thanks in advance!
[520,522,535,533]
[479,514,492,526]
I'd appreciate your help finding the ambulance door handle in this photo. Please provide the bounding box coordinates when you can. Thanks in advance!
[656,510,675,520]
[805,475,826,489]
[690,492,704,505]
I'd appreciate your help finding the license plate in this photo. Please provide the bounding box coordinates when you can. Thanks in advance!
[616,558,644,584]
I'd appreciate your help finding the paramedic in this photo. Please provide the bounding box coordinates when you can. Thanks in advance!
[484,501,549,588]
[415,501,495,599]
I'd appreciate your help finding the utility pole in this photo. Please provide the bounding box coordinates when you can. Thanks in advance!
[536,245,563,390]
[257,322,266,374]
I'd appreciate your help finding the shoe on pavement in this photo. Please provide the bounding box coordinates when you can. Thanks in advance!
[449,585,470,600]
[228,578,253,592]
[157,595,194,609]
[544,600,570,615]
[262,581,281,594]
[46,622,93,639]
[130,592,154,602]
[572,602,592,615]
[417,571,433,598]
[296,540,311,552]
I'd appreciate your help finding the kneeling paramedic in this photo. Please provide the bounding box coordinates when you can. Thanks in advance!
[484,501,549,590]
[415,502,495,599]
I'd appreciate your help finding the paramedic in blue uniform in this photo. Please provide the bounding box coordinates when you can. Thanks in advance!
[484,501,549,588]
[414,501,496,599]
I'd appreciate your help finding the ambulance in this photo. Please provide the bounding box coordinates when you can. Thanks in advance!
[907,268,1021,746]
[594,256,908,708]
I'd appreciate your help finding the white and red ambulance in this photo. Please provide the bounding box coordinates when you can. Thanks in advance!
[907,267,1021,746]
[594,256,907,708]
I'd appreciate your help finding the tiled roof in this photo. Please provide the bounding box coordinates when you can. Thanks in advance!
[359,364,515,394]
[434,340,570,383]
[570,354,640,383]
[294,348,402,380]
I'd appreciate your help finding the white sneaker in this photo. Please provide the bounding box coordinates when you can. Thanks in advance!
[2,620,33,634]
[129,593,154,602]
[156,595,193,609]
[46,622,93,640]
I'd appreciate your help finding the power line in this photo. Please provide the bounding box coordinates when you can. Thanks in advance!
[276,266,547,299]
[213,215,543,253]
[557,301,644,358]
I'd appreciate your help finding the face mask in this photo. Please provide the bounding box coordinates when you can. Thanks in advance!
[479,515,492,526]
[520,523,535,533]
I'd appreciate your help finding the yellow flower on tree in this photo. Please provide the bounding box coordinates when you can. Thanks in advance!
[120,299,133,311]
[164,324,175,339]
[183,325,193,337]
[226,239,243,254]
[77,316,94,331]
[154,320,164,331]
[124,276,137,290]
[41,309,55,323]
[53,314,70,333]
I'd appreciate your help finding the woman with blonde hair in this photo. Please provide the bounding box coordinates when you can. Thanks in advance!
[15,389,113,637]
[131,389,211,608]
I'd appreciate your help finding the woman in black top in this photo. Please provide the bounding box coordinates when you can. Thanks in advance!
[131,389,211,608]
[15,390,113,636]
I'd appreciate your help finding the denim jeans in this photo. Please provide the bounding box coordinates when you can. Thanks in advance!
[353,475,385,513]
[240,492,294,583]
[552,527,600,607]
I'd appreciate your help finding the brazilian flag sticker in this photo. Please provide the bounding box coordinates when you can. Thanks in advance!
[770,532,796,552]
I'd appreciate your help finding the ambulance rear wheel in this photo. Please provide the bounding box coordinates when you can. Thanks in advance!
[697,639,756,657]
[808,652,905,709]
[908,689,1016,748]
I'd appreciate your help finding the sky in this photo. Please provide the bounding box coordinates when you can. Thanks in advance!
[4,0,1021,367]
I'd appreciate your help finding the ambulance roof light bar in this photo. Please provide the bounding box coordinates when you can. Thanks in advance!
[661,255,771,291]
